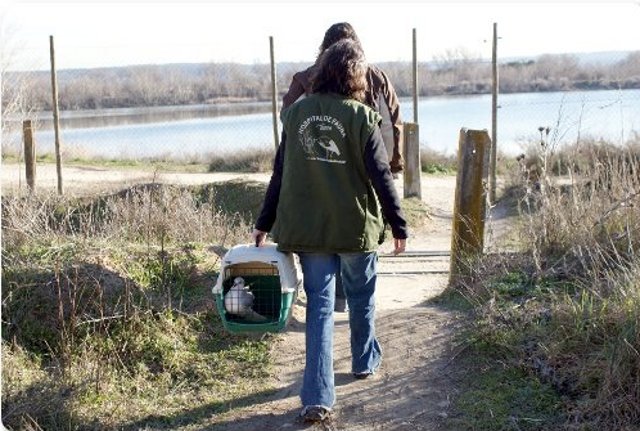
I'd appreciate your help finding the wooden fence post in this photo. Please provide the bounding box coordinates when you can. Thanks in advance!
[23,120,36,191]
[490,22,499,204]
[412,28,418,124]
[269,36,279,149]
[449,128,491,286]
[49,35,63,195]
[403,122,422,199]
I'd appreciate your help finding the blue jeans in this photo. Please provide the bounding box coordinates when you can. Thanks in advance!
[298,251,382,408]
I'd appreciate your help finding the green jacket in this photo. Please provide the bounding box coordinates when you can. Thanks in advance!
[272,93,384,253]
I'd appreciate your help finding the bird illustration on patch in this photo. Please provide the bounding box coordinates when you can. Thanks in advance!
[298,115,347,164]
[317,136,341,157]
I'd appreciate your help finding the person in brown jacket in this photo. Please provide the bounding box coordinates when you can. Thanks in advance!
[282,22,404,175]
[282,22,405,313]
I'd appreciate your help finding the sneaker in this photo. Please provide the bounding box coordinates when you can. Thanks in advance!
[300,405,331,423]
[334,297,348,313]
[353,371,373,380]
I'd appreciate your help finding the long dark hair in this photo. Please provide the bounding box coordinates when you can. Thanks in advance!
[317,22,361,59]
[311,39,367,103]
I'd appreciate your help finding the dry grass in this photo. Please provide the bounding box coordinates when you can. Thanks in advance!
[1,180,278,430]
[206,148,276,173]
[452,134,640,429]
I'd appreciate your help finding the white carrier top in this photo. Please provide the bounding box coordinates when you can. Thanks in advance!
[212,243,303,294]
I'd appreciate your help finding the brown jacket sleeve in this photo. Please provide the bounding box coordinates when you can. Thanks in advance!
[366,65,404,173]
[282,66,315,109]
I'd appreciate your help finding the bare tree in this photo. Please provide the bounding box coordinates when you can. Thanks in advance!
[1,20,39,159]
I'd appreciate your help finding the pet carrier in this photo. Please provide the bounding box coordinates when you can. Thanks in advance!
[212,243,302,333]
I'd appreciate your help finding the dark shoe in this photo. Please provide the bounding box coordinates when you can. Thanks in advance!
[300,405,331,423]
[334,297,348,313]
[353,371,373,380]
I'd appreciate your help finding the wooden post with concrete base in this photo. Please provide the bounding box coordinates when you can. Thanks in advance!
[403,122,422,199]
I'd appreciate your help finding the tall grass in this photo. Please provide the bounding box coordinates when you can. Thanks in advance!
[207,148,276,173]
[454,134,640,429]
[420,147,457,174]
[1,181,276,430]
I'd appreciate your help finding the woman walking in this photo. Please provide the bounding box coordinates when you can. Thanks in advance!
[252,39,408,423]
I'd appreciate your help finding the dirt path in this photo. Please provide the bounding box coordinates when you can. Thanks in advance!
[203,175,465,431]
[2,164,499,430]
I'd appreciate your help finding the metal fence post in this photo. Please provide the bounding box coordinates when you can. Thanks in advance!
[449,128,491,286]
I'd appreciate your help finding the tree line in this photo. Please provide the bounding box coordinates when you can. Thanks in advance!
[3,51,640,112]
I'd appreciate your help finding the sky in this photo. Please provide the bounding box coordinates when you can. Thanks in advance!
[1,1,639,71]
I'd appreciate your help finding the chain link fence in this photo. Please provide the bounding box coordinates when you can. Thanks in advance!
[2,37,639,192]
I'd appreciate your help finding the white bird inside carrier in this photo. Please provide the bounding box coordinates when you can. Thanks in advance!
[224,276,270,322]
[213,244,302,327]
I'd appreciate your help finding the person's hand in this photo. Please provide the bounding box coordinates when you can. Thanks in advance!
[252,229,268,247]
[393,238,406,255]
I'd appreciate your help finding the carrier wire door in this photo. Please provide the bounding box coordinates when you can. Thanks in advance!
[213,244,302,333]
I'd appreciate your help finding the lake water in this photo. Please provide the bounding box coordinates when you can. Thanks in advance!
[3,89,639,159]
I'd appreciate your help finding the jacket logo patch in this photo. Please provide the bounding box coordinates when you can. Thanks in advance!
[298,115,347,164]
